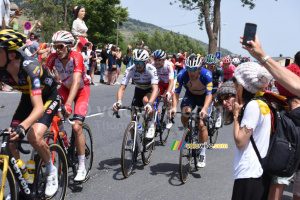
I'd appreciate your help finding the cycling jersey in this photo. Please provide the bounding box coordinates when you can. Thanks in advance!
[0,50,59,128]
[221,64,235,81]
[121,64,158,90]
[175,68,213,95]
[46,50,90,90]
[0,50,57,96]
[151,60,175,83]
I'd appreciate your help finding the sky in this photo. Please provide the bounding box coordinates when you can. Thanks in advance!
[120,0,300,58]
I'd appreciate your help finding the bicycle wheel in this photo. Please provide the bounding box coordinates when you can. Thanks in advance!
[141,121,155,165]
[0,160,18,200]
[179,128,192,184]
[209,129,219,146]
[35,143,68,200]
[121,122,135,178]
[159,109,170,145]
[209,107,219,146]
[80,123,94,183]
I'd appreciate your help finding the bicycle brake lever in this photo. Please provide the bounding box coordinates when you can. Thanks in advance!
[113,111,120,118]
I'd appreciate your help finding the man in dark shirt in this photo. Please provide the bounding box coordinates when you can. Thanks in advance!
[100,44,108,83]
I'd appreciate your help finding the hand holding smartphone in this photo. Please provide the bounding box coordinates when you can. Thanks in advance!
[242,23,257,47]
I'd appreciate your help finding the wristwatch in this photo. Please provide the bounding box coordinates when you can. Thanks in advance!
[261,55,270,64]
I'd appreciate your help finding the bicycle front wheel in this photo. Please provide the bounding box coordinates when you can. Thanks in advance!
[159,110,170,145]
[0,159,18,200]
[141,123,155,165]
[121,122,135,178]
[179,128,192,184]
[35,143,68,200]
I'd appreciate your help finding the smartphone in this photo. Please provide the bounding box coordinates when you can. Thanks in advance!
[242,23,257,47]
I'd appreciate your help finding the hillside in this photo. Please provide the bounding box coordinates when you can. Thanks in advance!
[120,18,232,56]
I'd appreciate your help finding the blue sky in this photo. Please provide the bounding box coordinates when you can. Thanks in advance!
[120,0,300,58]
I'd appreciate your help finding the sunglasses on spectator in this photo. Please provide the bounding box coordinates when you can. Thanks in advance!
[134,61,145,66]
[53,44,68,50]
[220,94,235,101]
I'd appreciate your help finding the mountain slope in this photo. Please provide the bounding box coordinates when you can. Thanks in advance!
[120,18,232,56]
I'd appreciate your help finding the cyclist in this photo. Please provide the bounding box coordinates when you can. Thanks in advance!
[152,50,175,128]
[232,58,240,67]
[0,30,60,197]
[169,55,213,168]
[113,49,159,146]
[46,30,90,182]
[221,56,235,82]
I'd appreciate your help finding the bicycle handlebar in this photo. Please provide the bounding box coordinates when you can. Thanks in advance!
[113,106,147,119]
[0,129,31,154]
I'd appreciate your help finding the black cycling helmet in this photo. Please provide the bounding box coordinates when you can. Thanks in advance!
[0,29,26,70]
[204,54,217,65]
[153,50,166,60]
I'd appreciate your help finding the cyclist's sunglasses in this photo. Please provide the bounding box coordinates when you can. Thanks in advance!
[220,94,235,101]
[53,44,68,50]
[186,66,199,71]
[134,61,145,66]
[206,64,215,68]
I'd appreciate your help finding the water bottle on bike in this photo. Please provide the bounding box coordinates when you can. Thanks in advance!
[60,131,70,148]
[137,124,143,152]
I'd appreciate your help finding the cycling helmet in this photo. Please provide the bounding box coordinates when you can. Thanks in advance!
[204,54,217,65]
[232,58,240,65]
[222,56,232,63]
[133,49,149,62]
[52,31,75,45]
[185,55,202,71]
[0,29,26,51]
[153,50,166,60]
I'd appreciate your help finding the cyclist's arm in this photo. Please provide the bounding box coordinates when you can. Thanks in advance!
[65,72,81,106]
[172,92,180,108]
[203,94,212,112]
[167,63,175,94]
[117,85,126,102]
[167,79,174,94]
[149,84,159,104]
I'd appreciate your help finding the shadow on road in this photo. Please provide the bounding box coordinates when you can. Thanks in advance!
[149,163,202,186]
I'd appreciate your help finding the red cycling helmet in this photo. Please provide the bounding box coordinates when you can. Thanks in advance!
[222,56,232,64]
[276,64,300,97]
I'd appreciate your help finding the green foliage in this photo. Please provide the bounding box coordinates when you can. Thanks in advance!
[24,0,128,45]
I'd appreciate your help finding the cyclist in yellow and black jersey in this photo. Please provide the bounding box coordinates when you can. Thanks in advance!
[0,30,60,197]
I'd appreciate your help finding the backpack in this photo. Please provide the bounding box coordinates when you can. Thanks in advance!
[249,91,300,177]
[123,55,129,66]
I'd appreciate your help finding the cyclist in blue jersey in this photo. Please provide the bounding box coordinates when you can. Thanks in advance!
[169,55,213,168]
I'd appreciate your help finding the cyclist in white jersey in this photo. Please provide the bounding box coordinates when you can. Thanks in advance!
[113,49,159,144]
[152,50,175,128]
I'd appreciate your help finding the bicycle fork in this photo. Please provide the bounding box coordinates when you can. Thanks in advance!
[0,155,9,200]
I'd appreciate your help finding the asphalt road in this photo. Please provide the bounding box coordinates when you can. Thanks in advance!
[0,76,293,200]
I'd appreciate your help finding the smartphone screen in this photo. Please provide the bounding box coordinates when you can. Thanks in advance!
[242,23,257,47]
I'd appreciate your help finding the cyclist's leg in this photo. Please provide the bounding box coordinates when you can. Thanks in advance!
[180,91,196,127]
[73,86,90,181]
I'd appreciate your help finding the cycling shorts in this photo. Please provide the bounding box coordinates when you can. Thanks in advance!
[11,89,60,129]
[181,90,206,111]
[158,81,169,96]
[58,84,90,122]
[131,87,152,107]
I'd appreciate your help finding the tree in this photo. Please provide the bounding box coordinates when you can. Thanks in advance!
[170,0,275,54]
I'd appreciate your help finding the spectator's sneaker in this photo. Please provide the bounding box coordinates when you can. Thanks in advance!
[45,168,58,197]
[115,82,121,85]
[74,169,87,182]
[100,80,105,84]
[197,155,206,168]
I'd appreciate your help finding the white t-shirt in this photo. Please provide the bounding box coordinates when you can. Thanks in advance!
[233,100,271,180]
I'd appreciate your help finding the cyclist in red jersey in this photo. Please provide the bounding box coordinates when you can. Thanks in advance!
[221,56,236,82]
[46,31,90,182]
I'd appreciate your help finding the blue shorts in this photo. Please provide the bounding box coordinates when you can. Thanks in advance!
[180,90,206,111]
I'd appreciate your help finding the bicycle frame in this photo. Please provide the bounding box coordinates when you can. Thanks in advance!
[0,132,35,199]
[0,154,9,200]
[130,108,144,154]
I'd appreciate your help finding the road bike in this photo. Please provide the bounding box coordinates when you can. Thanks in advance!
[114,106,155,178]
[44,106,94,183]
[0,129,68,200]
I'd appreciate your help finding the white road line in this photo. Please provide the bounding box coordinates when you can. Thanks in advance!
[86,113,104,118]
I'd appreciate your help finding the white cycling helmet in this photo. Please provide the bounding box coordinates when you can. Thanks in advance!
[232,58,240,65]
[133,49,149,62]
[52,31,75,45]
[185,55,202,71]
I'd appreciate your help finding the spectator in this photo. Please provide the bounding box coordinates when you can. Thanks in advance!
[115,47,122,85]
[72,5,88,52]
[175,51,186,74]
[123,48,133,69]
[89,44,97,85]
[171,53,176,65]
[107,45,121,85]
[231,62,272,200]
[100,44,108,84]
[81,45,91,74]
[29,33,41,59]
